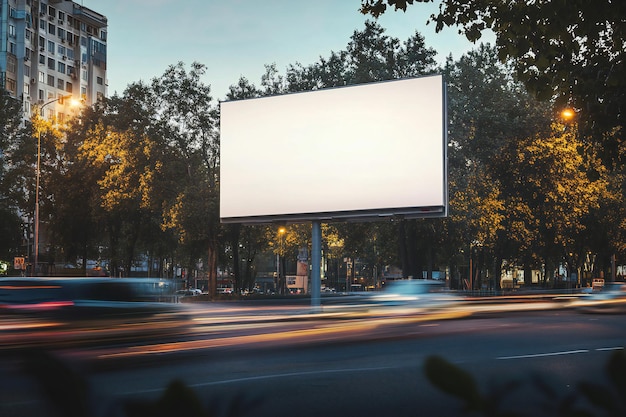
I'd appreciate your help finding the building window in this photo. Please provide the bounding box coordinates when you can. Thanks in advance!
[58,11,65,21]
[57,62,65,74]
[97,76,103,85]
[81,86,87,96]
[40,19,46,31]
[39,54,45,64]
[24,83,31,96]
[48,6,56,17]
[57,78,64,90]
[66,82,73,93]
[26,30,32,41]
[38,71,45,83]
[48,57,55,70]
[6,56,16,74]
[47,74,54,87]
[39,89,44,101]
[48,23,55,34]
[6,78,16,94]
[48,40,55,53]
[9,42,16,54]
[58,28,65,40]
[24,65,31,77]
[9,24,16,38]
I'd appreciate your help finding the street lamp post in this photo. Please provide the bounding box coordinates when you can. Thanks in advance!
[277,226,286,294]
[33,95,74,275]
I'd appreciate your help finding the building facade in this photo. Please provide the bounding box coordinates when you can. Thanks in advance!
[0,0,107,120]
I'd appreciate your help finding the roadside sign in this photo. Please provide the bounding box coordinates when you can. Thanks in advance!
[14,257,25,270]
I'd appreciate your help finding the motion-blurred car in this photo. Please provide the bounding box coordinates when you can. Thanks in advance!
[575,282,626,313]
[369,279,461,307]
[0,277,181,319]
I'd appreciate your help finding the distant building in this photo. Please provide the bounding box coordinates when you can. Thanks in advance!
[0,0,107,121]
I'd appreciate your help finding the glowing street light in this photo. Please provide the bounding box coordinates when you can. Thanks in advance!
[561,108,576,121]
[33,94,78,274]
[277,226,286,294]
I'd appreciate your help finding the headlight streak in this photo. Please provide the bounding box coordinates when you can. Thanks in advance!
[3,294,619,362]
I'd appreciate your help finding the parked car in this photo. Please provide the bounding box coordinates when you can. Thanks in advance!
[176,288,202,296]
[216,287,233,294]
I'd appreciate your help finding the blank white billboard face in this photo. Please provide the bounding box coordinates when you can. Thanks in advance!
[220,75,447,223]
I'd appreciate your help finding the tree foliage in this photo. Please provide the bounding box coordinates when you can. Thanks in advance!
[36,63,221,281]
[360,0,626,155]
[494,124,608,282]
[0,90,27,260]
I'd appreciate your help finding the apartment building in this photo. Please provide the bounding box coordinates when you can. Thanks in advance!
[0,0,107,120]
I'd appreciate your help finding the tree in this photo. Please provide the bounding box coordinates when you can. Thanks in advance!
[77,115,159,274]
[0,90,27,262]
[359,0,626,154]
[494,123,608,286]
[52,63,220,281]
[443,44,553,289]
[149,62,221,290]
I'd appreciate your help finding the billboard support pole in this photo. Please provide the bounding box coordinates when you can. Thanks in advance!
[311,221,321,311]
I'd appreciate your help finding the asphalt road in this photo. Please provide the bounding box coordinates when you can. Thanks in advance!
[1,298,624,417]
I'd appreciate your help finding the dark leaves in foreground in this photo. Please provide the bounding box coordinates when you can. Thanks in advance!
[425,350,626,417]
[16,349,262,417]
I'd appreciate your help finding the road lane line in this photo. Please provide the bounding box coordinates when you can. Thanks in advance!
[497,349,589,360]
[117,366,399,395]
[189,366,397,387]
[595,346,624,351]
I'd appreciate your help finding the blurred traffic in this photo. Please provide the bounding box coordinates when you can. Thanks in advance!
[0,277,192,352]
[570,282,626,313]
[2,276,625,358]
[368,279,463,307]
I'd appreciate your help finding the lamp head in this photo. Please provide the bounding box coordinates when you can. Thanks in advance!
[561,108,575,120]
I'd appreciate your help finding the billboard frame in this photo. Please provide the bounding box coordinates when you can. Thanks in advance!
[219,75,448,225]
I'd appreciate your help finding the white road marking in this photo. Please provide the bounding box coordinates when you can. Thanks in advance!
[497,347,623,360]
[497,350,589,360]
[120,366,398,395]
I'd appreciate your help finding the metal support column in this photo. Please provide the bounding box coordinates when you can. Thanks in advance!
[311,221,321,311]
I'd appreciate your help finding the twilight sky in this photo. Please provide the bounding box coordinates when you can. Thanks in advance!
[81,0,493,100]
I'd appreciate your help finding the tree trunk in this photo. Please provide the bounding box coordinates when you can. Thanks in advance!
[398,220,408,277]
[207,242,218,297]
[493,255,503,291]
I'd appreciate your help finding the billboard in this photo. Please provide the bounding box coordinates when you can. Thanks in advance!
[220,74,447,224]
